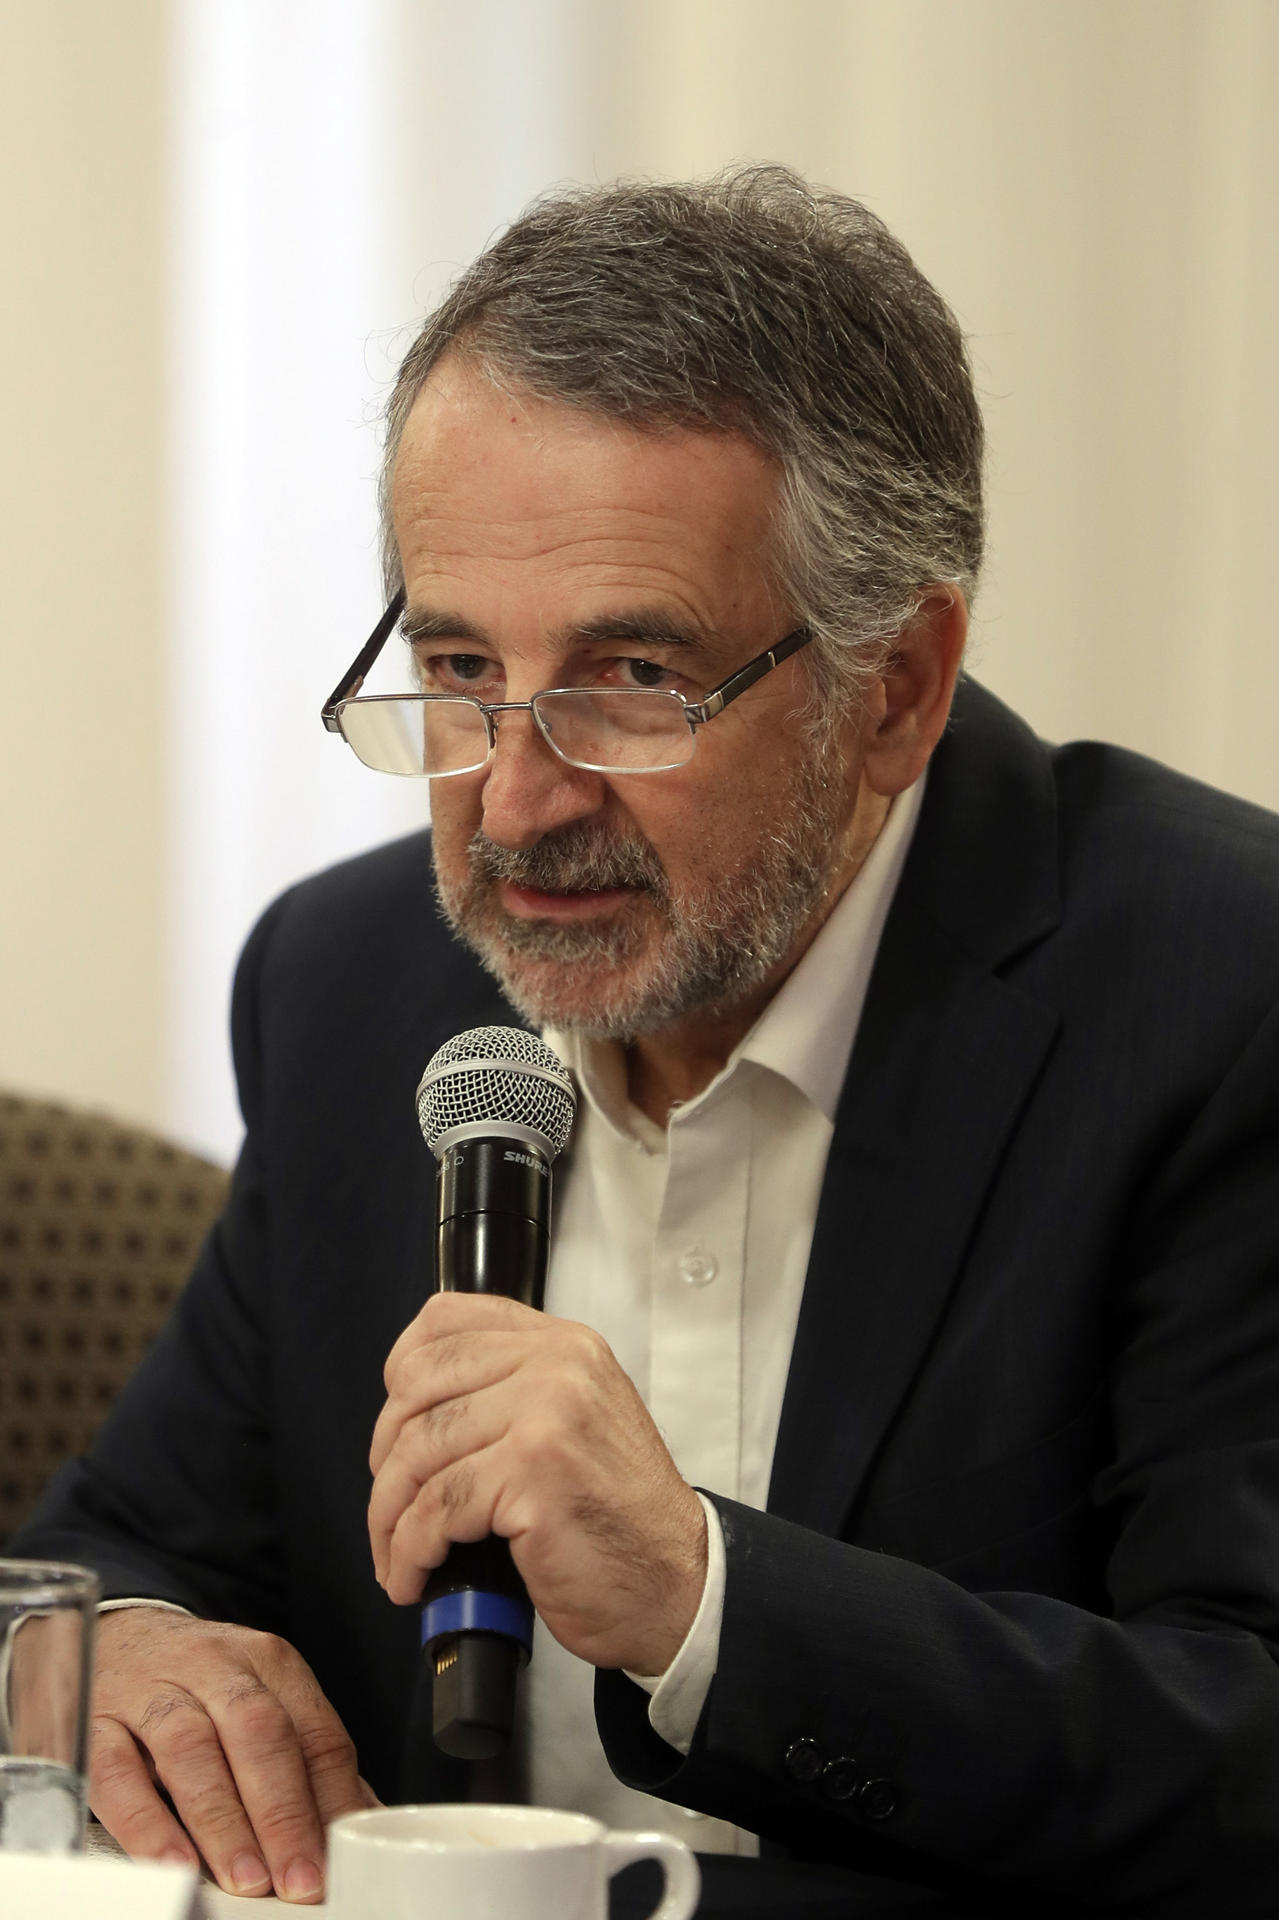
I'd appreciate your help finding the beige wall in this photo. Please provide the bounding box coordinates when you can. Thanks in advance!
[4,0,1277,1156]
[1,0,169,1133]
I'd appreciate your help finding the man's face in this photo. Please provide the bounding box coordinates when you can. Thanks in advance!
[391,357,875,1041]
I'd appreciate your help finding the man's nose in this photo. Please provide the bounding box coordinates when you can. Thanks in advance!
[478,707,606,850]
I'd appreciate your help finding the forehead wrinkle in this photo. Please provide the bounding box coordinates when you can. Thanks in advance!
[400,500,738,569]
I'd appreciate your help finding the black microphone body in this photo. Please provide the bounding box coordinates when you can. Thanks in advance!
[414,1031,576,1761]
[423,1135,549,1759]
[436,1136,551,1303]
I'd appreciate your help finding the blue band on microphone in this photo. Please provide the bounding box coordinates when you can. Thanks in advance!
[421,1589,534,1653]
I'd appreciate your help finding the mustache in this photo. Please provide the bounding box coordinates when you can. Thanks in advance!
[466,824,669,899]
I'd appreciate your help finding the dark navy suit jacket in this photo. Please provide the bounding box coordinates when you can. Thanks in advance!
[18,681,1279,1911]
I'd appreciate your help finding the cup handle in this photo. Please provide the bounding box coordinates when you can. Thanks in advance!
[603,1831,701,1920]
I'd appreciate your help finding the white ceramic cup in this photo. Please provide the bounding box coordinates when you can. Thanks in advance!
[327,1803,701,1920]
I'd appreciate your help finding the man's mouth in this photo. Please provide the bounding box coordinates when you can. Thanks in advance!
[466,824,668,925]
[498,881,643,922]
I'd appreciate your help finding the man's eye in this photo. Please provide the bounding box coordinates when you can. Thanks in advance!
[619,658,675,691]
[445,654,490,683]
[420,652,493,688]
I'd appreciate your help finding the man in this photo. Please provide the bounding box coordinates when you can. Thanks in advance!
[16,168,1279,1912]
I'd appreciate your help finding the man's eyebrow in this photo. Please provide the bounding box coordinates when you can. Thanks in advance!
[401,607,487,646]
[570,612,709,650]
[400,607,719,651]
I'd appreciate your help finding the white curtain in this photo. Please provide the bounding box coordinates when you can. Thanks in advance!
[168,0,1279,1161]
[169,0,414,1159]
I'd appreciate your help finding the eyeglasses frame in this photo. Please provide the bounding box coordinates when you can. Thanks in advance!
[321,587,813,776]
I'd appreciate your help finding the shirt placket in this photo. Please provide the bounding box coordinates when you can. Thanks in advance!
[647,1092,748,1503]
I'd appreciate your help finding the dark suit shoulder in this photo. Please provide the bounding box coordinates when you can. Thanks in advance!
[240,829,468,995]
[936,680,1279,964]
[261,828,439,935]
[976,696,1279,1088]
[1041,737,1279,1029]
[911,685,1279,1119]
[1052,729,1275,860]
[230,828,519,1139]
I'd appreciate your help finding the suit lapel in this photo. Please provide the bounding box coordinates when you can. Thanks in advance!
[768,681,1064,1532]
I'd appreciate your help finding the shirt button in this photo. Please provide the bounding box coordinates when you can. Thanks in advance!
[678,1248,718,1286]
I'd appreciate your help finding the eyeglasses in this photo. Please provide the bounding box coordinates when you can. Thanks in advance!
[320,589,813,778]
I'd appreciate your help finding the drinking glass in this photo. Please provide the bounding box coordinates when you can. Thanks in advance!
[0,1561,99,1853]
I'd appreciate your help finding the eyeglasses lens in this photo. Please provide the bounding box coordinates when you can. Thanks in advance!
[340,690,695,777]
[533,690,694,772]
[338,699,489,776]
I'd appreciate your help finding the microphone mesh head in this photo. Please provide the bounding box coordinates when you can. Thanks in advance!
[417,1026,577,1160]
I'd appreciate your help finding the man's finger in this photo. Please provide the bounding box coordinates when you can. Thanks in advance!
[259,1655,371,1831]
[89,1714,200,1871]
[382,1450,508,1605]
[368,1451,455,1589]
[370,1393,490,1550]
[372,1329,527,1473]
[135,1690,276,1898]
[368,1378,520,1587]
[203,1675,329,1903]
[381,1290,540,1389]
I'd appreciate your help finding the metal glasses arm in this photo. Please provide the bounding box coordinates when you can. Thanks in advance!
[683,626,811,726]
[321,588,407,733]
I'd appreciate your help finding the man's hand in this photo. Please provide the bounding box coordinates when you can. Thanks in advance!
[90,1609,377,1902]
[368,1292,708,1674]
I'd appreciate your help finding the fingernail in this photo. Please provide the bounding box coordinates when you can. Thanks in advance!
[160,1846,196,1868]
[283,1857,324,1901]
[230,1851,271,1893]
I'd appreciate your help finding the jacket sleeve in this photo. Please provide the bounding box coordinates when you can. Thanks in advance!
[8,891,294,1627]
[597,1000,1279,1914]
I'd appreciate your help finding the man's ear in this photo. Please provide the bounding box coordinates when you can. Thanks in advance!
[861,587,968,797]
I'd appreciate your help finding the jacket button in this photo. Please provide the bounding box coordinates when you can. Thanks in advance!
[857,1778,899,1821]
[782,1738,824,1784]
[820,1757,863,1802]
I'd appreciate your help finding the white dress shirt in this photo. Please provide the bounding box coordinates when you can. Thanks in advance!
[523,776,923,1854]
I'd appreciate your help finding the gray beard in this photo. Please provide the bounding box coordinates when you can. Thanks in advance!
[433,754,850,1042]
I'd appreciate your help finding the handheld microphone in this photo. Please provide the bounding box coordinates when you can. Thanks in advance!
[414,1026,577,1759]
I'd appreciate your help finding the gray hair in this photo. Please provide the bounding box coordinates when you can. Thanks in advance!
[381,165,983,717]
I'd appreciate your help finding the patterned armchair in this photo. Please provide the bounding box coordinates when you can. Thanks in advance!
[0,1094,228,1544]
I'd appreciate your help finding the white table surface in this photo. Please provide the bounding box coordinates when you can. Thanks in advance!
[88,1821,317,1913]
